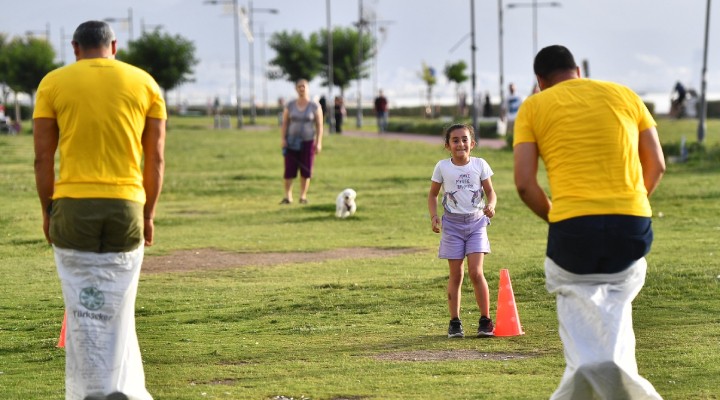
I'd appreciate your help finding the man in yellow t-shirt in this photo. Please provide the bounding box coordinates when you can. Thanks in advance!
[33,20,166,400]
[513,45,665,399]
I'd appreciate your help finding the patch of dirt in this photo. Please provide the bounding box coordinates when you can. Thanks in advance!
[142,247,424,274]
[371,350,531,362]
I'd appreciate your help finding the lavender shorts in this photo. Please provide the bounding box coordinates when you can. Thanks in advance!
[438,212,491,259]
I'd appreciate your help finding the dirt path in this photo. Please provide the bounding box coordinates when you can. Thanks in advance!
[143,247,424,274]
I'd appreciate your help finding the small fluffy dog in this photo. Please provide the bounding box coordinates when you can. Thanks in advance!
[335,188,357,218]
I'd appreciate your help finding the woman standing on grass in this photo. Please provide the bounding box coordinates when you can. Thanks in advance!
[428,123,497,338]
[280,79,323,205]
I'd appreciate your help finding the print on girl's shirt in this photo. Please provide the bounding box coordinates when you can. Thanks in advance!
[455,173,473,189]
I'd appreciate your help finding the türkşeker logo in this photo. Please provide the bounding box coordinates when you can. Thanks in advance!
[79,287,105,310]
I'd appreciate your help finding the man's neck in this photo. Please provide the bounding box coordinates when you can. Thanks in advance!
[546,69,580,88]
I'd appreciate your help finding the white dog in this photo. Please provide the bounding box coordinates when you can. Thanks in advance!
[335,188,357,218]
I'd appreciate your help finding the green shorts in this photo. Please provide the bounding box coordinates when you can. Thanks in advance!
[49,198,144,253]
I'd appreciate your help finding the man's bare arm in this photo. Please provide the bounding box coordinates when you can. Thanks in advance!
[33,118,59,243]
[141,117,166,246]
[638,126,665,197]
[514,142,551,222]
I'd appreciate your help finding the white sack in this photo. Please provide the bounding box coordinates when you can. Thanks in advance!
[54,245,152,400]
[545,257,662,400]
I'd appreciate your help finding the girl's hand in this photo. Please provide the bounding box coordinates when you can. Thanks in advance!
[431,215,441,233]
[483,204,495,218]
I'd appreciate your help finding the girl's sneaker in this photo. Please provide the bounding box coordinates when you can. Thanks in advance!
[448,318,464,338]
[477,316,494,337]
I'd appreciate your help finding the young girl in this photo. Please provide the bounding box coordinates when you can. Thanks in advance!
[428,124,497,338]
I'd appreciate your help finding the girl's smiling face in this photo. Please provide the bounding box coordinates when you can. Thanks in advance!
[446,127,475,164]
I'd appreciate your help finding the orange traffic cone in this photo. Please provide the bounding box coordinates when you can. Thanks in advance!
[493,269,524,337]
[56,311,67,348]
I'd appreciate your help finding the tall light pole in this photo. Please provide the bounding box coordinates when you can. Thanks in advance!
[498,0,505,106]
[327,0,334,132]
[356,0,366,128]
[26,22,51,42]
[470,0,478,136]
[697,0,712,143]
[507,0,561,59]
[369,19,394,98]
[248,1,278,125]
[104,8,134,42]
[259,24,270,117]
[59,27,73,65]
[205,0,243,129]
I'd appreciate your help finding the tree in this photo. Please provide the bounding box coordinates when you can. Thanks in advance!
[267,31,323,83]
[444,60,468,115]
[419,62,437,118]
[0,33,11,106]
[314,27,375,97]
[1,36,58,122]
[116,29,198,100]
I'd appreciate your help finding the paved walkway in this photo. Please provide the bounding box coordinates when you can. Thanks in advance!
[339,130,507,150]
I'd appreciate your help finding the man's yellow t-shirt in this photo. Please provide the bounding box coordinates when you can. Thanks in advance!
[34,58,167,204]
[513,78,656,222]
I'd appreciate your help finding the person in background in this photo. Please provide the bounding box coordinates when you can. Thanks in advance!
[373,89,389,133]
[334,96,346,134]
[501,83,523,136]
[670,81,687,119]
[513,45,665,400]
[482,92,492,117]
[318,95,328,125]
[280,79,323,205]
[33,20,166,400]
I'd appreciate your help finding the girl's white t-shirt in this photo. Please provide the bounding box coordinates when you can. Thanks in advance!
[431,157,494,214]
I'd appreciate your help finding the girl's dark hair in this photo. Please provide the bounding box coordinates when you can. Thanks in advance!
[443,123,475,145]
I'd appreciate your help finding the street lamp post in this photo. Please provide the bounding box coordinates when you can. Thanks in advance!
[356,0,367,128]
[26,22,51,42]
[507,0,561,59]
[104,8,134,42]
[697,0,712,143]
[205,0,244,129]
[498,0,505,106]
[59,27,73,65]
[327,0,334,132]
[470,0,478,136]
[258,24,270,117]
[248,0,278,125]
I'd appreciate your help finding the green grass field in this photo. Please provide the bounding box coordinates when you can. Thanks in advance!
[1,117,719,399]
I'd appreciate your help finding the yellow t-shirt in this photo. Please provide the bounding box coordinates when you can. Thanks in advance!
[34,58,167,203]
[513,78,656,222]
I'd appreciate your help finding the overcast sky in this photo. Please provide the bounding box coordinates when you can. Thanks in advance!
[2,0,718,113]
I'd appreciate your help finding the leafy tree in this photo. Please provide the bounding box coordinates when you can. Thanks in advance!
[314,27,375,97]
[444,60,468,114]
[267,31,323,83]
[117,29,198,99]
[1,36,58,121]
[419,62,437,117]
[0,33,11,105]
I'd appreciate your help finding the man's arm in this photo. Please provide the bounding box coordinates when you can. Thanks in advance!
[638,126,665,197]
[33,118,59,244]
[514,142,552,222]
[141,117,166,246]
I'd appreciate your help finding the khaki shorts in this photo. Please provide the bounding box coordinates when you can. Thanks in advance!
[49,198,143,253]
